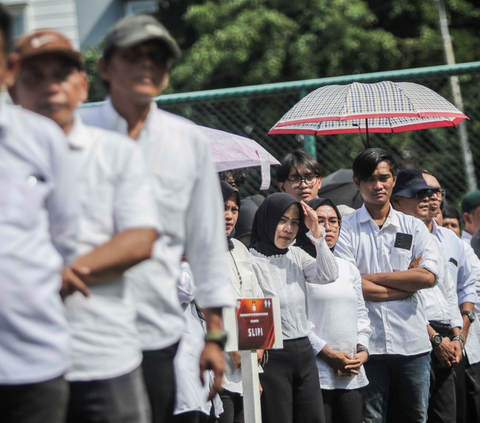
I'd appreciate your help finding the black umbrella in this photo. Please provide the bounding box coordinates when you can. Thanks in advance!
[318,169,363,209]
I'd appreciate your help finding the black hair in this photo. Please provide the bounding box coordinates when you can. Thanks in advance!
[219,168,249,188]
[353,148,399,182]
[0,5,12,55]
[277,149,322,183]
[443,204,460,221]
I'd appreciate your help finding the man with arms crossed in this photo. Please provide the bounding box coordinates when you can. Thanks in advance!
[335,149,438,423]
[80,15,235,422]
[10,30,160,422]
[0,8,79,423]
[391,169,463,423]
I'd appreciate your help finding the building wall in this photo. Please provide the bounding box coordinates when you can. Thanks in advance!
[3,0,80,48]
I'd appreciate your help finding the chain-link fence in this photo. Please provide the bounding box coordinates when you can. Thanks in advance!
[156,62,480,207]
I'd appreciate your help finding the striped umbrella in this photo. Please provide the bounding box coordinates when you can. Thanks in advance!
[269,81,468,146]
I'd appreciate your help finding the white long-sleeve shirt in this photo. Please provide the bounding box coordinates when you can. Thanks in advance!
[308,257,371,390]
[80,99,235,350]
[335,205,438,356]
[64,116,159,381]
[250,230,339,340]
[418,234,461,327]
[0,103,79,384]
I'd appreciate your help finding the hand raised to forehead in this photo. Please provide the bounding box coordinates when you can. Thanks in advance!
[301,201,323,239]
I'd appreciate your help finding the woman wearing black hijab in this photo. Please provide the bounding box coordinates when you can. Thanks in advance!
[297,199,371,423]
[249,193,339,423]
[219,181,263,423]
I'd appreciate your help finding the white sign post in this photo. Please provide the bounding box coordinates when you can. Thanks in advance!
[223,298,283,423]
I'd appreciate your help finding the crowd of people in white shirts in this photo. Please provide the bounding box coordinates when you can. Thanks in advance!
[1,5,480,423]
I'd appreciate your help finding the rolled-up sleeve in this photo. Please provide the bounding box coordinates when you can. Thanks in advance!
[456,238,478,305]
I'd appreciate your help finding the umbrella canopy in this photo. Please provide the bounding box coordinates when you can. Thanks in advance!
[199,126,280,189]
[318,169,363,209]
[269,81,467,129]
[268,115,463,136]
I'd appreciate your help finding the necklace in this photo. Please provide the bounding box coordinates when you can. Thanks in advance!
[229,251,243,290]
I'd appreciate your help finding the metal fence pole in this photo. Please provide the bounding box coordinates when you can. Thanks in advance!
[300,89,317,159]
[437,0,478,191]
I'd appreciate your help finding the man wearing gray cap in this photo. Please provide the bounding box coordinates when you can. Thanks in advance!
[79,14,235,423]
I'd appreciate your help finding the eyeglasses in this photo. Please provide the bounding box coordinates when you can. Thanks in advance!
[286,174,319,189]
[317,218,340,229]
[414,189,439,199]
[117,47,170,66]
[432,188,447,199]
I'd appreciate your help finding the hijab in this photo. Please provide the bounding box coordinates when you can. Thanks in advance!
[234,195,265,241]
[220,180,240,250]
[250,193,303,257]
[295,198,341,257]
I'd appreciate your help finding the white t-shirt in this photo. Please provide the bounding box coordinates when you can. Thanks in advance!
[307,257,371,390]
[64,117,159,381]
[0,103,78,384]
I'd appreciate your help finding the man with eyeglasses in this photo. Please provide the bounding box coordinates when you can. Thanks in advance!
[422,172,479,423]
[277,149,323,202]
[391,169,466,423]
[79,15,235,423]
[335,150,439,423]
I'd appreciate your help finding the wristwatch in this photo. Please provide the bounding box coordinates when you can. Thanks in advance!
[430,333,442,347]
[451,334,465,350]
[461,310,476,323]
[205,330,228,350]
[357,346,370,361]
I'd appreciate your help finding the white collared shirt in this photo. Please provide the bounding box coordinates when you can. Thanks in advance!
[433,223,478,306]
[80,99,235,350]
[461,231,473,242]
[0,103,79,384]
[64,116,159,381]
[460,239,480,365]
[335,205,438,356]
[418,233,461,327]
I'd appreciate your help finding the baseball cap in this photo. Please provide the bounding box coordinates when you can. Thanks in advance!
[392,169,439,198]
[461,191,480,214]
[14,30,82,67]
[103,15,181,60]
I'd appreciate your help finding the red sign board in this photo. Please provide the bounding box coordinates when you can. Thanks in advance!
[236,298,276,350]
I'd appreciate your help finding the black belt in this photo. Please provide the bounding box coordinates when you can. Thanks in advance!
[429,321,452,337]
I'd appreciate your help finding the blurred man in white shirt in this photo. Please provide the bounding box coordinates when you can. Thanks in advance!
[10,30,160,423]
[79,15,235,423]
[0,8,79,423]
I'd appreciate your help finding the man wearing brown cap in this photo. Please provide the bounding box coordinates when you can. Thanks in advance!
[79,14,235,423]
[0,7,79,423]
[10,29,162,423]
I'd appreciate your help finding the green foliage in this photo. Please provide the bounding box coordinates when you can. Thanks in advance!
[83,45,107,102]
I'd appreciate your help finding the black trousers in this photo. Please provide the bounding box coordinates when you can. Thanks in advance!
[66,366,150,423]
[259,337,325,423]
[465,358,480,422]
[0,376,68,423]
[454,355,467,423]
[219,390,244,423]
[428,351,456,423]
[321,388,363,423]
[142,343,179,423]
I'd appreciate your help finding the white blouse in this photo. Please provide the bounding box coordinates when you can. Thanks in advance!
[223,239,264,394]
[250,231,339,340]
[308,257,371,390]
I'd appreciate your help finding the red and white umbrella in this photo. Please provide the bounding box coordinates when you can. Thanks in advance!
[268,81,468,146]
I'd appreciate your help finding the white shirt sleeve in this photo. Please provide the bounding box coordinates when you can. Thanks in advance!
[178,262,196,305]
[301,229,339,284]
[412,221,439,284]
[352,266,372,348]
[308,329,327,356]
[46,128,79,265]
[184,135,235,309]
